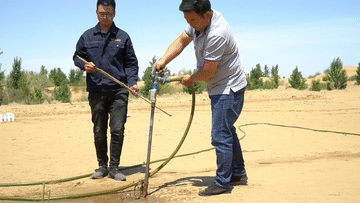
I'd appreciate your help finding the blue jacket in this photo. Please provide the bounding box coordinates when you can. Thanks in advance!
[73,23,139,92]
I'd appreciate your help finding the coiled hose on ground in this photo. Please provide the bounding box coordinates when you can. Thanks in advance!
[0,79,196,201]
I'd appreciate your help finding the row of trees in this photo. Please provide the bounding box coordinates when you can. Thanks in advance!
[1,56,359,105]
[0,57,85,105]
[247,57,360,91]
[246,64,280,90]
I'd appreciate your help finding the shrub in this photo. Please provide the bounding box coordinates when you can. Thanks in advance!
[18,72,30,96]
[247,64,264,90]
[0,65,6,104]
[263,65,270,77]
[3,58,31,103]
[325,57,347,90]
[27,70,53,90]
[308,72,321,79]
[27,86,45,104]
[49,68,68,86]
[310,80,326,91]
[289,66,307,90]
[7,57,23,90]
[271,65,280,88]
[53,80,71,103]
[348,75,356,81]
[322,75,329,82]
[0,65,5,84]
[356,62,360,85]
[69,68,86,86]
[140,56,172,98]
[6,88,27,104]
[262,80,276,89]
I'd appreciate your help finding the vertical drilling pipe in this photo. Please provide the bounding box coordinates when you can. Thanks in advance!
[142,88,157,197]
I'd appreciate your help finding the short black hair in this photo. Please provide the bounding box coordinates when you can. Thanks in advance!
[97,0,116,11]
[179,0,211,16]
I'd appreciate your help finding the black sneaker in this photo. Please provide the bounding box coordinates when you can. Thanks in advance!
[91,166,108,179]
[198,183,230,196]
[108,167,126,181]
[230,174,248,185]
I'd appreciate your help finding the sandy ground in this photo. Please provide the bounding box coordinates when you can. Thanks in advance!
[1,66,359,203]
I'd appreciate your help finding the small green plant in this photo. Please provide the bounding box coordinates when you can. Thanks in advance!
[69,68,86,86]
[6,58,31,101]
[325,57,347,90]
[27,86,45,104]
[28,70,53,89]
[0,65,7,105]
[308,72,321,79]
[289,66,307,90]
[7,57,23,90]
[49,68,68,86]
[356,62,360,85]
[53,80,71,103]
[246,64,280,90]
[322,75,329,82]
[310,80,326,91]
[262,80,276,89]
[18,72,30,96]
[271,65,280,89]
[140,56,172,98]
[348,75,356,81]
[263,65,270,77]
[247,64,264,90]
[6,88,27,104]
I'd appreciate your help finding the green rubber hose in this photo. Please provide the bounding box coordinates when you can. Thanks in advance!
[0,83,195,202]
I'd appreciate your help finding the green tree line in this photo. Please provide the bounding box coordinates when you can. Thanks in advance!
[247,57,358,92]
[0,57,85,105]
[0,56,359,105]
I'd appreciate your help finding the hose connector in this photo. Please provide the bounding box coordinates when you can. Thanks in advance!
[151,66,171,88]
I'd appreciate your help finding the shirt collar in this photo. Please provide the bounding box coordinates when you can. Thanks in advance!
[195,26,209,37]
[94,22,117,34]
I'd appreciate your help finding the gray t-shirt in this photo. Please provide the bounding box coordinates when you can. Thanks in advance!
[185,10,247,95]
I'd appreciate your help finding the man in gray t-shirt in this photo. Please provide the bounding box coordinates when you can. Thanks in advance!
[184,10,247,95]
[155,0,248,196]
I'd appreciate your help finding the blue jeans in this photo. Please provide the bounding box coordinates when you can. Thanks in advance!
[88,90,128,168]
[210,88,246,188]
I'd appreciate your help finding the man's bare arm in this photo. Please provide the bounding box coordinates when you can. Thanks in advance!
[155,31,193,74]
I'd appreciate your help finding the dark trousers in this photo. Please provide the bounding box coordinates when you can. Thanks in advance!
[88,90,129,168]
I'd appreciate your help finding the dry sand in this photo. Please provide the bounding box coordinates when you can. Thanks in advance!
[1,66,359,203]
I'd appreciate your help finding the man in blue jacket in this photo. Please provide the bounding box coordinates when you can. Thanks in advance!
[73,0,139,181]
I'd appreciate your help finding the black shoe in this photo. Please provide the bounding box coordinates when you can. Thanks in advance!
[108,167,126,181]
[91,166,108,179]
[230,174,248,185]
[198,183,230,196]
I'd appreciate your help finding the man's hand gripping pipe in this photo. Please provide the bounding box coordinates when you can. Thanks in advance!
[76,55,171,117]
